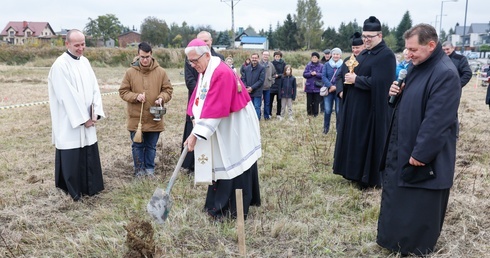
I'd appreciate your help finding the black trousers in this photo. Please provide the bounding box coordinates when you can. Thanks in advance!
[306,92,322,116]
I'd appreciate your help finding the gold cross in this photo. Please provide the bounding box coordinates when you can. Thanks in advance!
[198,154,208,164]
[345,54,359,73]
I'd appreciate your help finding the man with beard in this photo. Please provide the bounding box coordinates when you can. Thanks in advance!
[241,53,265,119]
[333,16,396,189]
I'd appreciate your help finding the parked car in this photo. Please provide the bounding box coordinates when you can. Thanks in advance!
[466,52,479,60]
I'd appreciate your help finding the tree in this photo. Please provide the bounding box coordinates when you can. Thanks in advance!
[84,14,123,47]
[383,34,397,51]
[439,30,447,42]
[321,27,338,50]
[294,0,324,49]
[275,14,299,50]
[267,24,275,50]
[140,16,170,47]
[394,11,413,52]
[215,31,231,46]
[293,0,306,48]
[337,21,360,50]
[172,34,183,48]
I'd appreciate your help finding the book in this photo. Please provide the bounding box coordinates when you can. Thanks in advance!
[90,103,97,121]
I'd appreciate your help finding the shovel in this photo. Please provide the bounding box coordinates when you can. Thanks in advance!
[147,146,188,224]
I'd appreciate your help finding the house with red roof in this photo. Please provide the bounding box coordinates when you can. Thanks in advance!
[1,21,56,45]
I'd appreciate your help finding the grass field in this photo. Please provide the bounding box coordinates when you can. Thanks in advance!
[1,64,489,257]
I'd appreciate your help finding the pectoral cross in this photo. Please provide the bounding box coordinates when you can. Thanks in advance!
[198,154,209,164]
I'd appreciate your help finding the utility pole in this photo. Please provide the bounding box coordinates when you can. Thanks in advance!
[462,0,468,51]
[221,0,241,48]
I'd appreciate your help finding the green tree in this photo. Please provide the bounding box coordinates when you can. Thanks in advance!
[179,22,195,47]
[383,34,397,51]
[216,31,231,46]
[140,16,170,47]
[275,14,299,50]
[85,14,123,47]
[294,0,324,49]
[395,11,413,52]
[322,27,338,50]
[439,29,447,42]
[267,24,275,50]
[172,34,183,48]
[337,21,360,50]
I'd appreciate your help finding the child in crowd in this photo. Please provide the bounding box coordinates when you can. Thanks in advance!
[279,65,297,120]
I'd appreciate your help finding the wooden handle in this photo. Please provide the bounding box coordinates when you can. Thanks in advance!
[138,92,145,124]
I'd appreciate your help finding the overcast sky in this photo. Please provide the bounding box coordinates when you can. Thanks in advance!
[1,0,486,36]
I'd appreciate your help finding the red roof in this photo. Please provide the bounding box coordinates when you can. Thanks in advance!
[0,21,55,37]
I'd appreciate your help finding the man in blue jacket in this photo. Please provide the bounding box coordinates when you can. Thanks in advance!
[241,53,265,119]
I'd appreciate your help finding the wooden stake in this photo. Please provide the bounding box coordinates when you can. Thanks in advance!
[235,189,246,256]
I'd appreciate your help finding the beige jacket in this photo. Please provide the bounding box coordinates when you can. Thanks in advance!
[119,58,173,132]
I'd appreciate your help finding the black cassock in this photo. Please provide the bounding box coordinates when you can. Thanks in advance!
[333,40,396,188]
[55,143,104,201]
[376,105,449,256]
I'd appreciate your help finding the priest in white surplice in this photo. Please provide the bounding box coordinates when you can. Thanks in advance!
[184,39,262,220]
[48,29,105,201]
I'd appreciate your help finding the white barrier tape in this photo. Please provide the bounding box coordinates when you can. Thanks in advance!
[0,91,120,110]
[0,78,291,110]
[0,101,50,110]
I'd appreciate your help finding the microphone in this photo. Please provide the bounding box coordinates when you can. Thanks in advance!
[389,69,407,105]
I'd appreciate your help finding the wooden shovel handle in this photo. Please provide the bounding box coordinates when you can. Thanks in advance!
[165,146,189,194]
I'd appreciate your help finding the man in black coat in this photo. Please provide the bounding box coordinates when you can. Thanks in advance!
[377,23,461,256]
[182,31,224,172]
[333,16,396,189]
[442,41,472,87]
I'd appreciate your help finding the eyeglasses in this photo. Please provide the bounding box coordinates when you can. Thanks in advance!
[140,55,152,60]
[187,53,206,65]
[361,34,379,40]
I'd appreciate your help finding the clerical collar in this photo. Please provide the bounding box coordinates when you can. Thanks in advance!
[66,50,80,60]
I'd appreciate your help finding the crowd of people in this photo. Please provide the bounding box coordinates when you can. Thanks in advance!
[48,15,471,255]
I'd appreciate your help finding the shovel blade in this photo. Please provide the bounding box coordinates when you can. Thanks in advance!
[147,187,173,224]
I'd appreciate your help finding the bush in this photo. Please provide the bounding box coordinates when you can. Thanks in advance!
[0,45,344,69]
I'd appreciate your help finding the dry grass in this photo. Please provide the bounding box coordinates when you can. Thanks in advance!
[0,64,489,257]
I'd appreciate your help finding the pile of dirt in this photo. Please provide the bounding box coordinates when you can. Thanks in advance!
[123,218,155,258]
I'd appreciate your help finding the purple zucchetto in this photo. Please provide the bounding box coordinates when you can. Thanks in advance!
[187,38,207,47]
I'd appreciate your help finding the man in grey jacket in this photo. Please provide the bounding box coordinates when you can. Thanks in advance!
[260,51,276,120]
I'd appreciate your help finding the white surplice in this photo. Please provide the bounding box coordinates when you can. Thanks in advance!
[191,57,261,184]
